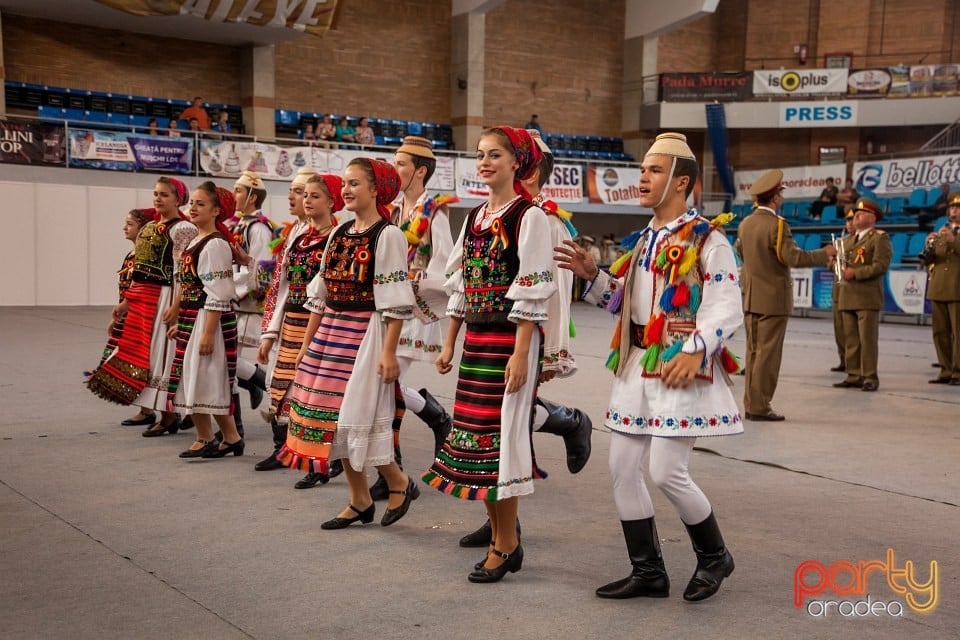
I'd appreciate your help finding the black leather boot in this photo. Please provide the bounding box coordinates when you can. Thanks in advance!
[254,418,286,471]
[535,398,593,474]
[415,388,452,455]
[237,365,265,409]
[682,511,734,602]
[596,518,670,599]
[328,459,344,478]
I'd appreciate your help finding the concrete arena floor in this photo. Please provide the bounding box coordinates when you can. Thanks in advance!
[0,304,957,639]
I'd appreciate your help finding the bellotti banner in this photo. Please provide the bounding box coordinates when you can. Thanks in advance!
[852,153,960,195]
[200,140,456,191]
[735,164,845,201]
[795,267,929,313]
[753,68,848,96]
[586,166,642,205]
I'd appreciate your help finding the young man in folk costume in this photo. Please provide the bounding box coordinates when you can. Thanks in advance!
[556,133,742,602]
[227,170,276,431]
[458,129,593,549]
[364,136,456,500]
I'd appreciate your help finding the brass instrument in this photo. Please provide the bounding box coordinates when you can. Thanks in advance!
[831,233,846,283]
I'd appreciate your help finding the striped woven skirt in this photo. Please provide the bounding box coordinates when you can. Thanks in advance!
[422,322,546,502]
[278,308,403,475]
[168,307,238,415]
[268,309,310,422]
[86,281,161,405]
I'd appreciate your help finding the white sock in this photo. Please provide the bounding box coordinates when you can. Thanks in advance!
[236,358,257,380]
[532,404,549,430]
[402,384,426,413]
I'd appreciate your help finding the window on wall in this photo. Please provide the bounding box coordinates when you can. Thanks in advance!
[819,146,846,165]
[824,53,853,69]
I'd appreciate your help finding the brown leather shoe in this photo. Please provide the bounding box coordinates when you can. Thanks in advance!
[744,411,785,422]
[861,381,879,392]
[833,379,863,389]
[829,364,846,372]
[929,377,951,384]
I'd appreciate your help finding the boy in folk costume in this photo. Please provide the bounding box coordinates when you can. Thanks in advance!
[556,133,742,601]
[458,129,593,549]
[227,170,275,429]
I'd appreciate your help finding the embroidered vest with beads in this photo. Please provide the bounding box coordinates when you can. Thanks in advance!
[461,198,531,324]
[177,233,227,310]
[322,220,387,311]
[284,229,330,311]
[132,218,185,286]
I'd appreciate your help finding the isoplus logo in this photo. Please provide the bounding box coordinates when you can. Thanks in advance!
[794,549,938,617]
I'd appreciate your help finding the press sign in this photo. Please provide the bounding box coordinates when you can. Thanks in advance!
[779,101,857,128]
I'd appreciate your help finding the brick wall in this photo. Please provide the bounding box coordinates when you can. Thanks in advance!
[2,15,242,105]
[273,0,451,123]
[483,0,624,136]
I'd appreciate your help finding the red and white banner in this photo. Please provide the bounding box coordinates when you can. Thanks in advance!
[455,157,490,199]
[735,165,845,201]
[586,166,642,205]
[541,163,583,203]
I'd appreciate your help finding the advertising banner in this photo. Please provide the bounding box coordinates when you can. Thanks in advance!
[779,101,857,128]
[792,268,814,309]
[811,268,835,310]
[852,153,960,195]
[659,72,753,102]
[0,120,65,165]
[753,68,848,96]
[541,163,584,203]
[883,270,928,314]
[586,166,642,205]
[455,156,489,199]
[69,129,192,173]
[735,165,844,201]
[847,69,892,97]
[200,140,455,191]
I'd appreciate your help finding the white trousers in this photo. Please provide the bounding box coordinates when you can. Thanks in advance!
[609,431,712,525]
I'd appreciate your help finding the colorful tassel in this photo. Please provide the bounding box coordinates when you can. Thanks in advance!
[672,281,691,308]
[621,229,643,251]
[643,313,665,346]
[609,319,621,349]
[568,317,577,338]
[711,212,735,227]
[640,343,661,372]
[610,250,633,278]
[720,346,741,374]
[692,221,710,235]
[689,284,702,313]
[661,340,683,362]
[606,286,624,314]
[678,245,699,276]
[660,284,677,312]
[605,349,620,372]
[655,248,669,270]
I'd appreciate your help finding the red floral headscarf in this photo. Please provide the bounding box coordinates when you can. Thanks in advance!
[487,125,544,201]
[214,187,236,240]
[364,158,401,220]
[318,174,345,213]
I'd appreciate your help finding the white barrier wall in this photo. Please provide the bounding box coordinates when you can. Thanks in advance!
[0,166,296,306]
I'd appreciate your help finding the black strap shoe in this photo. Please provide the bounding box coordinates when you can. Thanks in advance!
[295,472,329,489]
[321,503,375,530]
[380,477,420,527]
[121,412,156,426]
[468,545,523,583]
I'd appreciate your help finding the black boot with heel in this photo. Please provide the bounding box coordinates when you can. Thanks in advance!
[535,398,593,474]
[682,511,734,602]
[415,388,452,454]
[596,518,670,599]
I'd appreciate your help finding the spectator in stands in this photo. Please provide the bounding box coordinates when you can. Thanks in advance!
[147,118,159,136]
[525,114,542,133]
[920,183,951,230]
[579,235,601,265]
[302,123,316,141]
[214,110,232,135]
[179,96,210,130]
[335,117,355,143]
[810,177,838,220]
[318,114,336,144]
[188,118,201,133]
[836,178,859,214]
[167,119,181,137]
[355,117,375,146]
[600,234,618,268]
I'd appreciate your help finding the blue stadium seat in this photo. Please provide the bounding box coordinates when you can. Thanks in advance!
[820,204,839,223]
[890,233,909,264]
[406,121,422,135]
[932,216,948,230]
[906,232,928,257]
[887,196,907,214]
[793,233,807,249]
[903,188,929,213]
[795,202,811,218]
[781,202,797,217]
[927,187,947,206]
